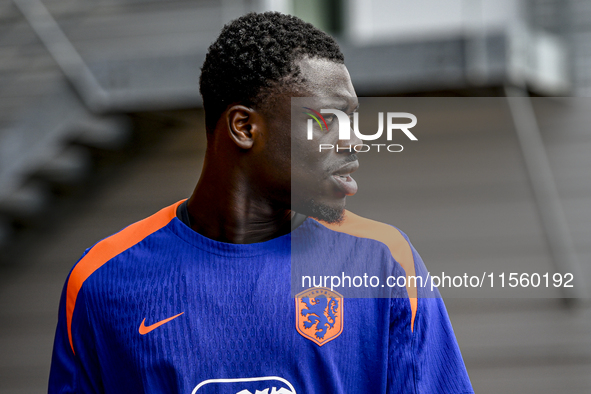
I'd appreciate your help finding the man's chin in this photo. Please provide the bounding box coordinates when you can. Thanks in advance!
[297,199,345,224]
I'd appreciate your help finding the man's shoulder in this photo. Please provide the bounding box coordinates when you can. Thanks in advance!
[316,210,415,276]
[316,210,419,325]
[61,201,183,355]
[68,201,183,290]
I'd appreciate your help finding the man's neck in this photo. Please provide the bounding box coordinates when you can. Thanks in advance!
[185,172,295,244]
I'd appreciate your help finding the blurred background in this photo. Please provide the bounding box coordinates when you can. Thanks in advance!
[1,0,590,392]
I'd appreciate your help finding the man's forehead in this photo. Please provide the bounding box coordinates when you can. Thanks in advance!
[296,57,357,102]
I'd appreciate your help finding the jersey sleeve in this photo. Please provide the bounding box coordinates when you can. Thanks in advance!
[49,260,103,393]
[411,296,474,393]
[389,232,474,394]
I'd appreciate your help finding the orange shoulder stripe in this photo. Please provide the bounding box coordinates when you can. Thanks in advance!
[318,210,418,332]
[66,200,183,354]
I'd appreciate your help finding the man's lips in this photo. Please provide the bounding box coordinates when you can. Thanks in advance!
[332,161,359,196]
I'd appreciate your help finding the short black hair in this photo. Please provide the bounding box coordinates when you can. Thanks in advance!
[199,12,344,131]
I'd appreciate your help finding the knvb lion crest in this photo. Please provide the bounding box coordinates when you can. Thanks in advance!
[295,287,343,346]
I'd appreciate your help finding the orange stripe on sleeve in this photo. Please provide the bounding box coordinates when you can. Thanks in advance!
[66,200,184,354]
[319,210,418,332]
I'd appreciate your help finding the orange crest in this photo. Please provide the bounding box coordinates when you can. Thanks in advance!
[295,287,343,346]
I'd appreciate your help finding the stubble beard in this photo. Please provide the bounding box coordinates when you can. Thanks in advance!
[299,199,345,224]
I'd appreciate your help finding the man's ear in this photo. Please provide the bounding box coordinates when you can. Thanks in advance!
[226,105,262,150]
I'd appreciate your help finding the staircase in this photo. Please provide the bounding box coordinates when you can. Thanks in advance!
[0,0,236,254]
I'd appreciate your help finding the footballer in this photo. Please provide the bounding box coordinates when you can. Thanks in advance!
[49,12,473,393]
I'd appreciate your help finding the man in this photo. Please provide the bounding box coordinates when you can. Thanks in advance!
[49,12,473,393]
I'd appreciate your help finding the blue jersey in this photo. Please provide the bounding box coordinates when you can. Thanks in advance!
[49,201,473,393]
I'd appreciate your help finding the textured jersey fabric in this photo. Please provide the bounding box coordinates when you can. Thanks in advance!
[49,200,473,393]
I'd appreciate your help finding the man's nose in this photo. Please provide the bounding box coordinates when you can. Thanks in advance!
[335,127,363,153]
